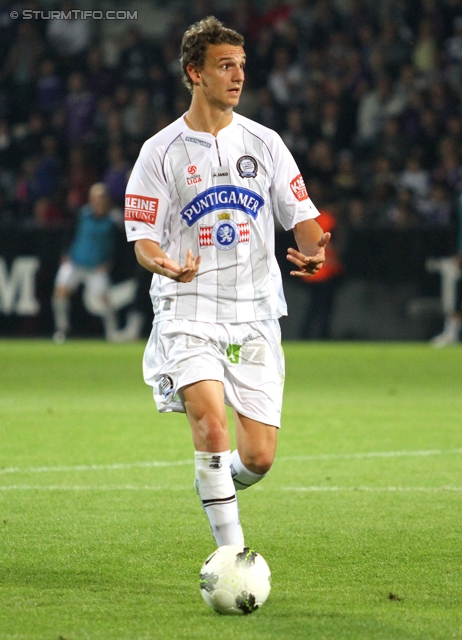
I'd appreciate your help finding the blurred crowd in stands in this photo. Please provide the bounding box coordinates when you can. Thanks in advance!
[0,0,462,233]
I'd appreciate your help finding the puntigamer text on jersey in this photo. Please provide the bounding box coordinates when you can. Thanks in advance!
[180,186,265,226]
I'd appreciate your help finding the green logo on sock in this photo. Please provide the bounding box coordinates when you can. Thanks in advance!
[226,343,241,364]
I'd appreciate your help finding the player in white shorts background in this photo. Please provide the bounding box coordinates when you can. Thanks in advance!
[52,183,119,343]
[124,16,330,548]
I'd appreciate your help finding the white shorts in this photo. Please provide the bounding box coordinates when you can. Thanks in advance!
[143,318,285,428]
[55,261,110,315]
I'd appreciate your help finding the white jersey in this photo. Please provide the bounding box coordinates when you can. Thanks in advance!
[125,112,319,323]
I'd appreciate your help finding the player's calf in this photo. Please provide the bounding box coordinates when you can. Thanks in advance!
[230,449,270,490]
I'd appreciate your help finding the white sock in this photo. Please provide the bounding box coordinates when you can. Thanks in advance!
[446,317,461,334]
[230,449,267,490]
[52,296,70,333]
[195,450,244,547]
[103,307,117,340]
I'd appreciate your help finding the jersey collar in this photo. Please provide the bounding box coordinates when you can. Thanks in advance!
[182,112,238,141]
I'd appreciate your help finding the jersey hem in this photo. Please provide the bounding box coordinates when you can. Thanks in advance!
[151,312,286,323]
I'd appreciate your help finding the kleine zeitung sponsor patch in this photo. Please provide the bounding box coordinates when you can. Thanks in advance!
[290,174,308,201]
[125,194,159,224]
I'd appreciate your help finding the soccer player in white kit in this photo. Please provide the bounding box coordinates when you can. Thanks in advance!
[124,17,330,548]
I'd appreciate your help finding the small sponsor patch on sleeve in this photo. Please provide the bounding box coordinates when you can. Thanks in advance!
[125,194,159,224]
[290,174,309,201]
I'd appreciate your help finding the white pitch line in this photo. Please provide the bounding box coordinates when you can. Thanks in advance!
[0,485,188,491]
[279,486,462,492]
[278,448,462,462]
[0,485,461,492]
[0,459,193,475]
[0,448,461,476]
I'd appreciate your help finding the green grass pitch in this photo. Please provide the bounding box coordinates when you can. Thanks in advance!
[0,339,461,640]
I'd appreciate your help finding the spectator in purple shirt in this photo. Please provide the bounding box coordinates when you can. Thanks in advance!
[35,59,64,115]
[35,135,61,198]
[65,72,95,144]
[103,143,130,206]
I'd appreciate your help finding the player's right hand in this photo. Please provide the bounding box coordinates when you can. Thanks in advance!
[154,248,201,282]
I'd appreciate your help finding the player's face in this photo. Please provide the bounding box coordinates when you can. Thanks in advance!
[195,43,245,109]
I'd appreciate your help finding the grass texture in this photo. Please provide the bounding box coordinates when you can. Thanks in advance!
[0,340,461,640]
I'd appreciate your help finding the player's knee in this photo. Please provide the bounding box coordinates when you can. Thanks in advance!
[243,451,274,476]
[83,291,107,315]
[192,413,228,451]
[53,287,68,300]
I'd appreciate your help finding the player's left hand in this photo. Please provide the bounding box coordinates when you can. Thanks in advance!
[287,232,331,277]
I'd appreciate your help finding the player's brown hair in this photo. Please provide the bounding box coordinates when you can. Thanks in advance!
[180,16,244,93]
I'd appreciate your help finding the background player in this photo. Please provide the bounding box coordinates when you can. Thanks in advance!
[52,182,120,342]
[124,17,330,548]
[430,193,462,346]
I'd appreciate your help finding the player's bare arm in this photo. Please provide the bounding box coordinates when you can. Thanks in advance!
[287,218,331,277]
[135,238,201,283]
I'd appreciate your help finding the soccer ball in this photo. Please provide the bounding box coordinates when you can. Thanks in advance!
[199,545,271,615]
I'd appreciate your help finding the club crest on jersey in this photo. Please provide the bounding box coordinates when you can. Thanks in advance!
[180,186,264,226]
[213,219,240,250]
[200,216,250,250]
[185,165,202,186]
[237,155,258,178]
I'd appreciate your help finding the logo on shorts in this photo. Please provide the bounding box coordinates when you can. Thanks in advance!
[290,174,309,201]
[159,374,175,400]
[226,340,266,365]
[237,155,258,178]
[226,344,241,364]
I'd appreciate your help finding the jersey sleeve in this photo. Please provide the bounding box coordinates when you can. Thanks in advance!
[269,134,320,231]
[124,141,170,243]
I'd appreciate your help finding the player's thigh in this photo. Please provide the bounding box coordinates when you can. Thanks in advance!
[54,261,81,294]
[82,270,111,314]
[85,269,110,299]
[233,410,278,472]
